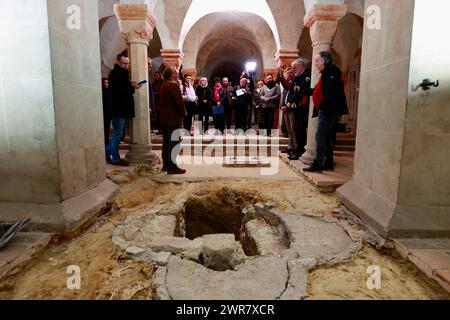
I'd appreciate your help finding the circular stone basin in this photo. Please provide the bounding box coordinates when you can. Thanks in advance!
[113,191,360,276]
[112,193,363,300]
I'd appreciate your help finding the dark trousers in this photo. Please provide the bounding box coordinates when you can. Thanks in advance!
[104,116,111,146]
[235,106,248,132]
[247,104,254,129]
[262,108,275,136]
[294,106,309,154]
[184,101,196,133]
[162,125,181,171]
[224,103,233,129]
[315,111,339,164]
[213,114,225,134]
[198,107,210,133]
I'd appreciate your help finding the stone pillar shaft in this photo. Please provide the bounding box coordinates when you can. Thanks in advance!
[114,4,157,163]
[301,5,347,165]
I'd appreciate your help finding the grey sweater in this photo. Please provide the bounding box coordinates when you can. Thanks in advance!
[260,84,281,109]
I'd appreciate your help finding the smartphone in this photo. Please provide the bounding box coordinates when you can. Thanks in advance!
[138,80,148,85]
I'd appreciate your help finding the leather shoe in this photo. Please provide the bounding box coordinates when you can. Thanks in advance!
[112,159,130,167]
[288,153,300,161]
[168,167,186,175]
[162,166,168,172]
[323,161,335,171]
[106,157,113,164]
[303,161,323,173]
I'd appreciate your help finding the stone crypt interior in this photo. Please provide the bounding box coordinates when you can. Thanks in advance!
[0,0,450,299]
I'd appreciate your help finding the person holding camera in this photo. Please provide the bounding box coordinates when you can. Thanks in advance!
[277,58,311,160]
[106,53,143,166]
[279,67,298,160]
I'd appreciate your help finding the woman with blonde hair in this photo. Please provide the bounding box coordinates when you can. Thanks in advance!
[195,77,212,133]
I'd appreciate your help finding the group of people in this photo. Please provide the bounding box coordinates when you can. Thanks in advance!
[102,50,348,175]
[276,52,349,172]
[164,73,282,137]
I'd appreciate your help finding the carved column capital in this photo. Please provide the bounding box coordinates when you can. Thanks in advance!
[303,4,347,46]
[160,49,184,71]
[114,4,156,45]
[275,49,299,69]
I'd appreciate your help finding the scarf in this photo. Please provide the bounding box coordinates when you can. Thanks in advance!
[313,76,324,110]
[214,83,222,102]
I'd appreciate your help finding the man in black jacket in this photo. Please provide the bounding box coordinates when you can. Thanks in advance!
[232,77,253,132]
[106,53,142,166]
[304,51,348,173]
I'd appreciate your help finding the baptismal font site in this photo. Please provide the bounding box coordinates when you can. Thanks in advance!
[0,0,450,304]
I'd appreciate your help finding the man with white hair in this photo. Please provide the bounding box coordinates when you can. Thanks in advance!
[303,51,348,173]
[277,58,311,160]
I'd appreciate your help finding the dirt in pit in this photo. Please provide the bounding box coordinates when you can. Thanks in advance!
[0,177,448,300]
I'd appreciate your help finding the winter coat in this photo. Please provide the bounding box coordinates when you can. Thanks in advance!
[108,64,135,118]
[159,79,186,127]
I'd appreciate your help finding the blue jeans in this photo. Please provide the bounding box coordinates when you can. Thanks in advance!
[105,117,128,162]
[315,111,338,164]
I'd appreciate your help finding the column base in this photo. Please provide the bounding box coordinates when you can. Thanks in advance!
[337,180,450,238]
[125,144,158,164]
[301,146,315,165]
[0,179,119,235]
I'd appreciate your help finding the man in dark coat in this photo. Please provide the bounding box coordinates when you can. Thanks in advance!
[106,53,142,166]
[222,77,235,131]
[232,77,253,132]
[304,51,348,173]
[159,67,187,174]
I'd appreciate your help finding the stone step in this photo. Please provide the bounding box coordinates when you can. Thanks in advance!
[335,145,355,152]
[179,144,286,156]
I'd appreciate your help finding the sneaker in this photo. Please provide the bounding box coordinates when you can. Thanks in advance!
[112,159,130,167]
[167,167,186,175]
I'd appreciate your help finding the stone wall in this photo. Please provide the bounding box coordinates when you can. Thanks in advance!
[0,0,60,204]
[338,0,450,237]
[0,0,118,232]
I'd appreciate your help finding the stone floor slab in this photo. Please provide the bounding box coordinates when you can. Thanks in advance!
[279,153,353,192]
[0,232,52,279]
[408,249,450,278]
[165,255,288,300]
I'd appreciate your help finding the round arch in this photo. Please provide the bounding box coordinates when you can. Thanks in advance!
[178,0,281,51]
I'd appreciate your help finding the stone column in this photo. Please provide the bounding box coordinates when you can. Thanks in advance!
[0,0,119,233]
[300,4,347,165]
[114,4,157,164]
[161,49,184,73]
